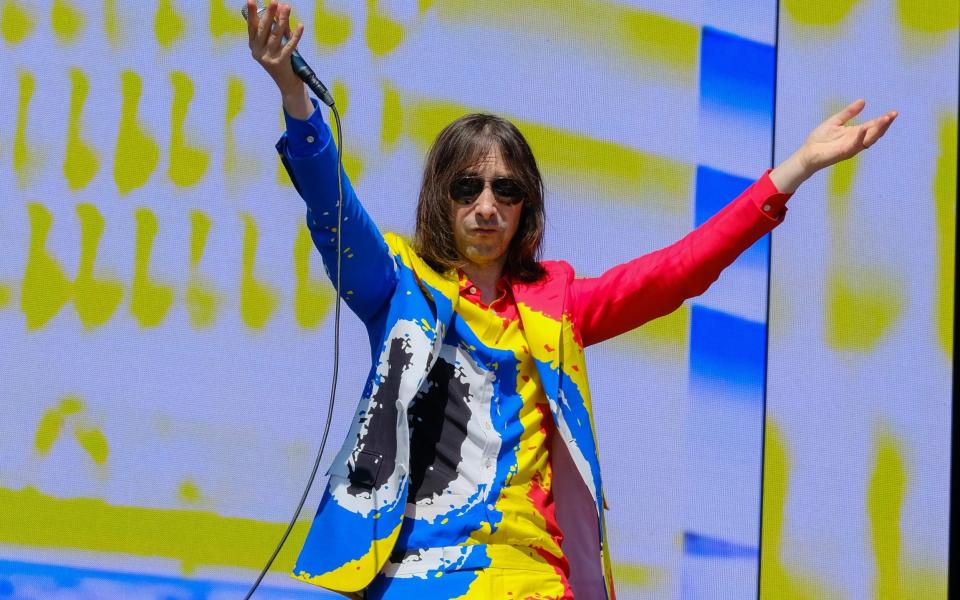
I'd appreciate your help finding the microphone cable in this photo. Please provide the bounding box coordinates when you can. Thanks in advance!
[242,105,346,600]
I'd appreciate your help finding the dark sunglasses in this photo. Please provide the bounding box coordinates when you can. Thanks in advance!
[449,176,525,205]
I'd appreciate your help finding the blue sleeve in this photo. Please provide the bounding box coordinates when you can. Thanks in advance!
[283,98,332,158]
[277,98,398,324]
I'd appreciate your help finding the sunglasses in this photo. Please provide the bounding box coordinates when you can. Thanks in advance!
[449,176,525,206]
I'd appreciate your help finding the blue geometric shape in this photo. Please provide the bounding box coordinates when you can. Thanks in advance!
[700,26,776,120]
[689,305,766,396]
[0,559,334,599]
[683,531,759,558]
[695,165,770,269]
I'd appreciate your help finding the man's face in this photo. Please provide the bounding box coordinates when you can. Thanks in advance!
[449,149,524,272]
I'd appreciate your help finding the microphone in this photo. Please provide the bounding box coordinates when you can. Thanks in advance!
[241,2,336,107]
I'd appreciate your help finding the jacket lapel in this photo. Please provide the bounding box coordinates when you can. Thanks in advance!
[384,234,461,384]
[513,278,602,520]
[511,271,567,423]
[513,291,563,411]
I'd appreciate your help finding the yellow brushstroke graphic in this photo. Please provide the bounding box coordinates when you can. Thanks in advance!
[186,210,221,328]
[328,80,365,181]
[826,154,859,208]
[74,424,109,465]
[331,80,350,128]
[209,0,244,40]
[14,70,41,189]
[825,267,904,352]
[240,212,279,330]
[22,203,72,331]
[0,282,10,309]
[896,0,959,34]
[130,207,174,328]
[903,571,949,600]
[178,478,202,504]
[366,0,404,57]
[759,419,837,599]
[404,97,692,210]
[867,425,948,600]
[314,0,351,49]
[50,0,84,43]
[103,0,121,47]
[867,424,906,598]
[34,396,83,456]
[1,0,35,44]
[781,0,861,27]
[294,223,333,329]
[224,76,258,181]
[154,0,186,49]
[34,396,108,466]
[114,71,160,195]
[64,68,99,191]
[169,71,210,187]
[74,203,124,329]
[433,0,698,82]
[224,76,243,171]
[611,562,662,589]
[0,486,311,576]
[621,303,689,359]
[933,116,956,358]
[381,80,402,151]
[619,10,698,75]
[823,122,904,352]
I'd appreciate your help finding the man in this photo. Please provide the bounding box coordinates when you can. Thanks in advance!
[247,3,896,599]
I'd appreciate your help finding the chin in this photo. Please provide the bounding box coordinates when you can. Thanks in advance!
[466,246,506,263]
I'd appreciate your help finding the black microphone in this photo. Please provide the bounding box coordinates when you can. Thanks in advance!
[241,2,336,107]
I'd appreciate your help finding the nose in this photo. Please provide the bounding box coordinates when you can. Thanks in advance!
[474,185,499,220]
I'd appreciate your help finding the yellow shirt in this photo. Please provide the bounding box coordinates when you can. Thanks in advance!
[386,274,568,579]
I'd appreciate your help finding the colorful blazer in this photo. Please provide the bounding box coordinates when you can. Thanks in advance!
[276,114,789,600]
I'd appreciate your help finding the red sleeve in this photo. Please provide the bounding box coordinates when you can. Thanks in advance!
[569,169,791,347]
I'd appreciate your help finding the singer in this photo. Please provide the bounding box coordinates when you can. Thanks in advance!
[247,3,896,599]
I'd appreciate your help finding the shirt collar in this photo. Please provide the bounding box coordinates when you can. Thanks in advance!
[457,269,512,301]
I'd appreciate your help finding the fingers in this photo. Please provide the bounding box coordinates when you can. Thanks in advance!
[863,110,897,130]
[275,3,290,40]
[832,99,866,126]
[245,0,258,45]
[256,1,278,47]
[862,111,897,148]
[281,23,305,59]
[852,126,868,152]
[268,3,291,51]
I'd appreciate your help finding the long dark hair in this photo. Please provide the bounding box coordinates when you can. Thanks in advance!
[413,113,546,283]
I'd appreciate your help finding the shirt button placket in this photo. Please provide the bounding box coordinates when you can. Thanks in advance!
[481,373,495,471]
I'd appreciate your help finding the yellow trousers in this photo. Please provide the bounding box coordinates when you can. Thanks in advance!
[365,566,574,599]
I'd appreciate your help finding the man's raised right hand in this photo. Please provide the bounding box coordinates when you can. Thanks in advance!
[246,0,313,119]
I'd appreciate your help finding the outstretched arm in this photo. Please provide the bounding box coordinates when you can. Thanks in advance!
[571,100,897,347]
[248,1,397,322]
[569,172,789,347]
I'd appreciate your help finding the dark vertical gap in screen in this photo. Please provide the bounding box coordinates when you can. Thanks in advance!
[755,1,782,599]
[949,28,960,600]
